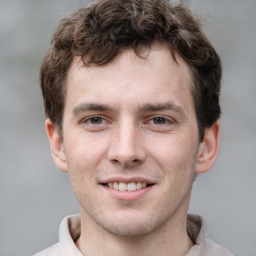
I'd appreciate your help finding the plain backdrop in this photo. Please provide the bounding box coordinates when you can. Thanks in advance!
[1,0,256,255]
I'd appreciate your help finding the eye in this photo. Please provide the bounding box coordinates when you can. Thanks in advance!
[81,116,109,127]
[88,116,104,125]
[152,117,167,125]
[80,116,111,131]
[145,115,176,132]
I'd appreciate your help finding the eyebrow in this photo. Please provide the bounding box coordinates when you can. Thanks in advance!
[72,101,186,117]
[72,103,112,115]
[139,102,186,117]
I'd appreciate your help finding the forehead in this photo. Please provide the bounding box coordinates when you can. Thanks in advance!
[65,44,194,112]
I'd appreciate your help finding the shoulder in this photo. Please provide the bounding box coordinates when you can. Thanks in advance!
[33,243,60,256]
[205,239,234,256]
[187,214,234,256]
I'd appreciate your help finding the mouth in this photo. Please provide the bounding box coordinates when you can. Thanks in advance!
[101,181,153,191]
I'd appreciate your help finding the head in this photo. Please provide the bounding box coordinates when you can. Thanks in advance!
[40,0,221,142]
[41,0,221,241]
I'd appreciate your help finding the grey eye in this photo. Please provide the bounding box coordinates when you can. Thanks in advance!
[90,117,103,124]
[152,117,166,125]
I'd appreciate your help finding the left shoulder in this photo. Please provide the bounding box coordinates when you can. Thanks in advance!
[205,238,234,256]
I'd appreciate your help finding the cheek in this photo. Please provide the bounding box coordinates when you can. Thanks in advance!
[148,135,199,176]
[151,137,197,205]
[65,132,107,161]
[63,133,110,184]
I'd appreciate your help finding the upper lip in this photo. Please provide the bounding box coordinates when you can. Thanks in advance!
[99,176,156,184]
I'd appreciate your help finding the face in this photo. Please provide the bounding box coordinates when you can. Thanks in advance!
[47,44,217,237]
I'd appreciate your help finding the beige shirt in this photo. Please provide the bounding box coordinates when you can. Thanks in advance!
[33,214,233,256]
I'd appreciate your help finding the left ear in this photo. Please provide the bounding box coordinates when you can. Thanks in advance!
[195,121,220,174]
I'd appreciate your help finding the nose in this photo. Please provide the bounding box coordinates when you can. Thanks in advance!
[107,121,146,167]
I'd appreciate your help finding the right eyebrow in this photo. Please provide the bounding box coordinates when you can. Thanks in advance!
[72,103,112,116]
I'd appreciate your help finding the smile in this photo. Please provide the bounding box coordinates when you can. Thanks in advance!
[100,179,155,200]
[105,182,148,191]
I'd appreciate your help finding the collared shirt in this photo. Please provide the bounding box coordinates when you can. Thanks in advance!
[33,214,233,256]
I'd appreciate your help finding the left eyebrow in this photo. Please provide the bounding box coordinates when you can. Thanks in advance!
[138,102,186,117]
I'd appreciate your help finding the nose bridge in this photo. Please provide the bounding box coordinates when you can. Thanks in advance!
[108,117,145,165]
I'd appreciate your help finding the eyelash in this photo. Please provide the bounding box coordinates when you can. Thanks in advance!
[82,116,108,125]
[80,115,175,132]
[147,115,175,125]
[150,116,168,125]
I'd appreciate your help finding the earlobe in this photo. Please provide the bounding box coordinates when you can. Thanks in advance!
[195,121,220,174]
[45,118,68,172]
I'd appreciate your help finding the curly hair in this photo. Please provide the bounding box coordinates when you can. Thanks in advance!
[40,0,222,141]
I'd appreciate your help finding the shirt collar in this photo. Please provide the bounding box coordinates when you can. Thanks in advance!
[59,215,83,256]
[185,214,208,255]
[58,214,208,256]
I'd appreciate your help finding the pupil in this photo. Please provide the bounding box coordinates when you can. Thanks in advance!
[153,117,165,124]
[91,117,102,124]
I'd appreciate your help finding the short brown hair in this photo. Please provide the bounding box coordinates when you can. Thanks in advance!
[40,0,221,141]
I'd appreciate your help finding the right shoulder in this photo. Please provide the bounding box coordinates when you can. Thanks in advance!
[33,243,60,256]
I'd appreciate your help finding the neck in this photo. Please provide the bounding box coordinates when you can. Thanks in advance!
[76,209,193,256]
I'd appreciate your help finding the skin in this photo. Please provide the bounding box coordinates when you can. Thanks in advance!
[46,44,220,256]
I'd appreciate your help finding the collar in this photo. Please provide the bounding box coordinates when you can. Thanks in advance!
[58,214,220,256]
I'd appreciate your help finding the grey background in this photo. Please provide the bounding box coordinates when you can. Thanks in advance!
[0,0,255,255]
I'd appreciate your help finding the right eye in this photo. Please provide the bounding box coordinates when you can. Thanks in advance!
[87,116,104,125]
[81,115,111,132]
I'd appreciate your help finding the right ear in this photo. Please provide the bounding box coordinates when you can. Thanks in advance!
[45,118,68,172]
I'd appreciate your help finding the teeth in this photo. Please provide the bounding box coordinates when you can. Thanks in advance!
[107,182,149,191]
[127,182,136,191]
[119,182,127,191]
[113,182,119,190]
[136,182,142,190]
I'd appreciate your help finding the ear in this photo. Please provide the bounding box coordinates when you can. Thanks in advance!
[45,118,68,172]
[195,121,220,174]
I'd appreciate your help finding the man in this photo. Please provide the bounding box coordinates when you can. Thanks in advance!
[35,0,233,255]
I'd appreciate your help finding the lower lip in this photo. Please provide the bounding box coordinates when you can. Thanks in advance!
[101,185,154,200]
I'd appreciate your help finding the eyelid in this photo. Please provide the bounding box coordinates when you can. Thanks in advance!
[81,115,111,125]
[146,115,175,124]
[143,115,177,133]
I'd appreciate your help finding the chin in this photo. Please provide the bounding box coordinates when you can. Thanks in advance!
[95,211,170,238]
[103,221,155,237]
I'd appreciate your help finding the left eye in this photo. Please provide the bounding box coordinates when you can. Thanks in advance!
[151,117,167,125]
